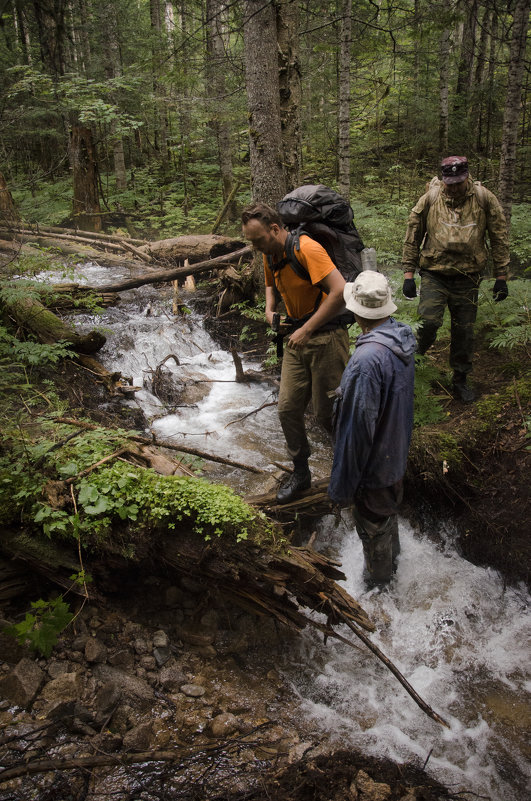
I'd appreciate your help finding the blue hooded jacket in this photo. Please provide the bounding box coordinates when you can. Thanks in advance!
[328,317,416,506]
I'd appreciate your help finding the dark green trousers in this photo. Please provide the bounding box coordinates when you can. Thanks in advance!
[277,328,349,465]
[417,270,480,376]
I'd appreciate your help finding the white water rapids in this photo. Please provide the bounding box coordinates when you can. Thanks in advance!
[53,262,530,801]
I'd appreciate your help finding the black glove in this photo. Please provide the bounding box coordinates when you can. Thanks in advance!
[402,277,417,299]
[493,278,508,302]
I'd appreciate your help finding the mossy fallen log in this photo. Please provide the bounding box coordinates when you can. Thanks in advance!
[3,293,106,354]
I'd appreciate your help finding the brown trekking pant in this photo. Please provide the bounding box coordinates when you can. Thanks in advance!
[277,327,349,465]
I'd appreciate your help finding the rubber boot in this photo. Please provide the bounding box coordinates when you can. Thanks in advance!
[354,511,396,590]
[276,463,311,504]
[452,372,475,403]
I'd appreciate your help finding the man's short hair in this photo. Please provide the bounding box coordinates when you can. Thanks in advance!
[241,202,283,228]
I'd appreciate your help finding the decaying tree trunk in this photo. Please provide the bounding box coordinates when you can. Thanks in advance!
[144,234,247,265]
[0,172,18,225]
[70,125,101,233]
[3,294,106,354]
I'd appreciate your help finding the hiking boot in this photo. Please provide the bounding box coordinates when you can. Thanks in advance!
[276,466,311,504]
[452,374,476,403]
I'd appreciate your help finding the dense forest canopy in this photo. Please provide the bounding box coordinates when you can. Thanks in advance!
[0,0,529,239]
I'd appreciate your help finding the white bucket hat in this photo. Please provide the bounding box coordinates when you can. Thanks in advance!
[343,271,397,319]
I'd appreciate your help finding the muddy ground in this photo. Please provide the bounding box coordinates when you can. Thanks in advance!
[1,275,529,800]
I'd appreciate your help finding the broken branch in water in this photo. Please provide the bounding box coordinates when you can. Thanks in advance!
[224,400,277,428]
[54,418,266,474]
[316,600,450,729]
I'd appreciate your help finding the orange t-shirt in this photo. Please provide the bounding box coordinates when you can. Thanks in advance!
[263,235,336,319]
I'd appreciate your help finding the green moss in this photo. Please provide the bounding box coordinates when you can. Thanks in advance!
[434,432,463,467]
[475,375,531,431]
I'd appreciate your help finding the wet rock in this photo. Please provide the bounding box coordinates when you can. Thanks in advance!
[94,680,121,717]
[40,672,84,714]
[0,629,30,664]
[47,659,71,680]
[355,770,391,801]
[139,655,156,671]
[152,718,173,748]
[180,683,205,698]
[94,731,122,752]
[159,666,187,692]
[209,712,240,738]
[0,658,44,707]
[93,665,154,709]
[287,741,314,763]
[71,633,89,651]
[85,637,108,663]
[69,650,85,663]
[153,630,169,649]
[108,649,134,670]
[153,646,171,667]
[194,645,217,659]
[134,637,150,655]
[174,624,214,647]
[123,721,153,751]
[349,781,359,800]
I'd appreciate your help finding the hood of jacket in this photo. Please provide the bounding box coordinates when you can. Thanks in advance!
[355,317,416,364]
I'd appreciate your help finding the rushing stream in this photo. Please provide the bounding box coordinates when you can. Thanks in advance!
[52,262,530,801]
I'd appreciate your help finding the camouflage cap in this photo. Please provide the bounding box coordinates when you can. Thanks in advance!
[441,156,469,185]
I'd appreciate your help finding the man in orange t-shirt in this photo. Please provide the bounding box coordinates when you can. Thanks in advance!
[242,202,349,503]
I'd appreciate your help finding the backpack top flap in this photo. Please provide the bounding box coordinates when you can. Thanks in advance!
[277,184,354,229]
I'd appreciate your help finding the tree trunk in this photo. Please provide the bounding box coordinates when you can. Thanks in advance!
[70,125,102,233]
[276,0,302,192]
[438,27,450,157]
[485,8,498,158]
[497,0,530,227]
[13,0,32,66]
[103,4,127,191]
[243,0,286,206]
[150,0,169,169]
[75,0,91,71]
[473,5,492,157]
[455,0,478,99]
[32,0,66,76]
[454,0,478,149]
[337,0,352,200]
[0,172,18,225]
[206,0,237,220]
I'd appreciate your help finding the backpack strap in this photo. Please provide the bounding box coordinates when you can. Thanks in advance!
[426,176,487,210]
[267,234,323,323]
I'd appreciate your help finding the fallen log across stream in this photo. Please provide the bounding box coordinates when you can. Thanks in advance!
[1,413,449,728]
[78,244,252,293]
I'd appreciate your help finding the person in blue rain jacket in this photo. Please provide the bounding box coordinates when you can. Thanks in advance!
[328,271,416,589]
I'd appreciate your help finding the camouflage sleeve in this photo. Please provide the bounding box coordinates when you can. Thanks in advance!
[485,192,510,277]
[401,192,429,274]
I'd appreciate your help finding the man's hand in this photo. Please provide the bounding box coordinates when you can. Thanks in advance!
[287,326,311,350]
[402,277,417,299]
[493,278,508,302]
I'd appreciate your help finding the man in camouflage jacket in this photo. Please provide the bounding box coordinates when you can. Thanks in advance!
[402,156,510,402]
